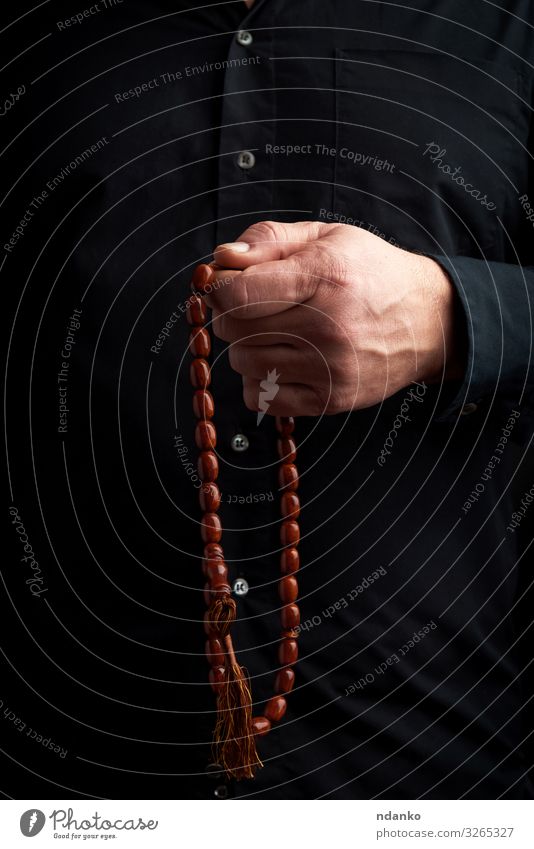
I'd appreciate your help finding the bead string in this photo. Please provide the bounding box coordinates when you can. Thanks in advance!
[188,263,301,781]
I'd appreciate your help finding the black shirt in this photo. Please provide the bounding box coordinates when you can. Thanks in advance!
[2,0,534,800]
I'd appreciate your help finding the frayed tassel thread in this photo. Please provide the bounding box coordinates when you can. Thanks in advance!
[208,600,262,781]
[212,661,263,780]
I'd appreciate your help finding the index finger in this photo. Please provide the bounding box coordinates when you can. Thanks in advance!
[206,256,320,320]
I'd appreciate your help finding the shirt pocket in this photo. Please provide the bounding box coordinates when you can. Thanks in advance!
[333,48,530,258]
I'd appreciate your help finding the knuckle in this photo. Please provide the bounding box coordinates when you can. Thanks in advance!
[282,255,315,304]
[330,358,349,387]
[311,386,330,415]
[229,276,249,313]
[325,389,349,415]
[306,381,341,415]
[244,220,283,247]
[212,313,230,342]
[316,244,350,289]
[330,252,352,291]
[289,258,312,303]
[228,345,246,374]
[213,272,245,314]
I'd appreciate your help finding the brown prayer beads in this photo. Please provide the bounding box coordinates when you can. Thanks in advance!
[189,263,301,760]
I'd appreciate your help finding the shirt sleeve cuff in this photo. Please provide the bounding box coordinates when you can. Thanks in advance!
[423,253,532,423]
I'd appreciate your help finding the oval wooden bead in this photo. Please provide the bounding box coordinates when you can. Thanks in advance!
[281,520,300,547]
[206,560,228,585]
[252,716,271,737]
[193,390,215,420]
[275,416,295,435]
[189,327,211,358]
[275,668,295,694]
[280,547,299,574]
[277,437,297,463]
[281,603,300,629]
[279,576,298,604]
[204,543,224,559]
[265,696,287,723]
[198,451,219,482]
[202,554,223,577]
[195,420,216,450]
[190,358,211,389]
[186,294,207,325]
[209,665,226,693]
[278,639,298,666]
[203,582,213,606]
[278,463,298,491]
[192,263,214,293]
[199,482,221,512]
[201,513,222,543]
[281,492,300,519]
[206,638,225,666]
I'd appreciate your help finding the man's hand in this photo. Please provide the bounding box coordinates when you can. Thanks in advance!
[206,221,465,417]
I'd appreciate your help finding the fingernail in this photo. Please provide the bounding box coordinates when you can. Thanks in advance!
[218,241,250,252]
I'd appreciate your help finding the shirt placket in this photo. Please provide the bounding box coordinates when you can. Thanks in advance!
[204,5,281,799]
[216,10,275,246]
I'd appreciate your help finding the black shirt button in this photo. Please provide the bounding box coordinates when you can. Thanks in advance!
[233,577,249,596]
[205,762,224,780]
[236,151,256,170]
[236,29,253,47]
[460,402,479,415]
[231,433,249,451]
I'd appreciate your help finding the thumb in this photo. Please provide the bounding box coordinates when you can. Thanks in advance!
[213,220,330,269]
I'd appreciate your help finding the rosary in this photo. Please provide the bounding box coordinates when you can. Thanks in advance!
[188,263,301,780]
